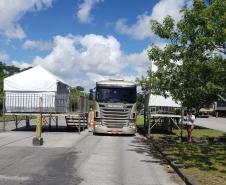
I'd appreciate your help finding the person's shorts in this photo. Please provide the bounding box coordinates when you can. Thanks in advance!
[186,124,194,129]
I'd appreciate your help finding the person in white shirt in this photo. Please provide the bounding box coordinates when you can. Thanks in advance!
[185,111,195,142]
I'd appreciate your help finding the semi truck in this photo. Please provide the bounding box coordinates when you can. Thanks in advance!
[93,79,137,135]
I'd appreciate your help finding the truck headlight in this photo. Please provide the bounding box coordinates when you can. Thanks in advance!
[95,121,101,125]
[128,122,135,128]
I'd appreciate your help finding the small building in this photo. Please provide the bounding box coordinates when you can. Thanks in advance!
[143,94,181,133]
[214,96,226,117]
[4,66,70,113]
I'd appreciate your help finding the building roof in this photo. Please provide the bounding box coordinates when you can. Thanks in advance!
[149,94,181,108]
[4,66,68,92]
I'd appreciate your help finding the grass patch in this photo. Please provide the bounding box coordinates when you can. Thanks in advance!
[136,115,144,127]
[163,142,226,185]
[151,128,226,185]
[174,127,225,138]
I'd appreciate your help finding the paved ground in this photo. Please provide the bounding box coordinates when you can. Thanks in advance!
[0,120,184,185]
[0,115,68,132]
[196,117,226,132]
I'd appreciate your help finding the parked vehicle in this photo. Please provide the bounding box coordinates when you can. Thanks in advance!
[215,99,226,117]
[93,79,137,135]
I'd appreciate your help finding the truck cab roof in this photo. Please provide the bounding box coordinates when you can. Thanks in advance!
[96,80,136,88]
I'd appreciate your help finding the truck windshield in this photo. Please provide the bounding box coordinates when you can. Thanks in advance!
[96,86,137,103]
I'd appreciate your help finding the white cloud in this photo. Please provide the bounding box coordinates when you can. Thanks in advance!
[151,0,185,23]
[115,0,185,40]
[116,13,152,40]
[12,60,32,69]
[0,52,10,61]
[122,49,149,76]
[0,0,54,40]
[31,34,150,90]
[22,40,53,51]
[77,0,103,23]
[34,34,124,77]
[34,34,80,77]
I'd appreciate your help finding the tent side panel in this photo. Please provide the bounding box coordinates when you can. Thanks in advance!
[55,82,69,113]
[4,91,56,113]
[55,94,69,113]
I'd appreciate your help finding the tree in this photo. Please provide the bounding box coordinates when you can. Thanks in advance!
[69,87,87,111]
[0,62,20,113]
[147,0,226,110]
[75,86,84,92]
[137,92,145,112]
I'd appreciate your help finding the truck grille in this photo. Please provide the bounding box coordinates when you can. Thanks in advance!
[101,108,130,128]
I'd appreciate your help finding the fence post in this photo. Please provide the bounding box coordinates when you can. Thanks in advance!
[147,111,151,136]
[2,97,5,132]
[15,115,18,130]
[32,97,43,146]
[78,114,81,134]
[26,116,30,128]
[180,107,184,143]
[56,116,58,129]
[2,116,5,132]
[83,113,85,130]
[49,114,52,130]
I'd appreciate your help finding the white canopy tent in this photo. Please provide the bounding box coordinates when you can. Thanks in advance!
[148,95,181,114]
[149,95,181,107]
[4,66,70,113]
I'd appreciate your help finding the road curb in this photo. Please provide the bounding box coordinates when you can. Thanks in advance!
[140,134,200,185]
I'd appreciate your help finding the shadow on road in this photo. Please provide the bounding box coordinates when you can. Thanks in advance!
[93,133,135,137]
[11,125,86,133]
[127,136,168,165]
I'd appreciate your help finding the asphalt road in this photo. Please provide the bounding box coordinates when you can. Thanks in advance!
[0,128,184,185]
[196,117,226,132]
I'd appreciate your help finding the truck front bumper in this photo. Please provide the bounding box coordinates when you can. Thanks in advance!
[94,125,136,135]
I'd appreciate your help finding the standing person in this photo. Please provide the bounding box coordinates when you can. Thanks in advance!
[185,111,195,142]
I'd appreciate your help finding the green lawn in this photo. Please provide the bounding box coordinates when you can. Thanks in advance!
[173,127,225,138]
[135,114,226,184]
[150,128,226,185]
[163,142,226,185]
[136,115,144,126]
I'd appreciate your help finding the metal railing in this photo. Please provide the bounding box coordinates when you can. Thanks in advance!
[4,93,69,113]
[3,93,89,114]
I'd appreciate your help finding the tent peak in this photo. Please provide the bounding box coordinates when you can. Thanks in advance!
[33,66,67,85]
[4,65,69,92]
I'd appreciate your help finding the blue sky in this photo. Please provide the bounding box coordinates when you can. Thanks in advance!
[0,0,186,90]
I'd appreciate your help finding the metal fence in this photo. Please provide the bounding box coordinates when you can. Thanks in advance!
[68,96,89,113]
[78,96,89,113]
[4,93,69,113]
[149,106,181,115]
[3,93,89,114]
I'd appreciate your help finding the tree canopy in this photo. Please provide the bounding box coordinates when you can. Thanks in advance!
[147,0,226,110]
[0,62,20,112]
